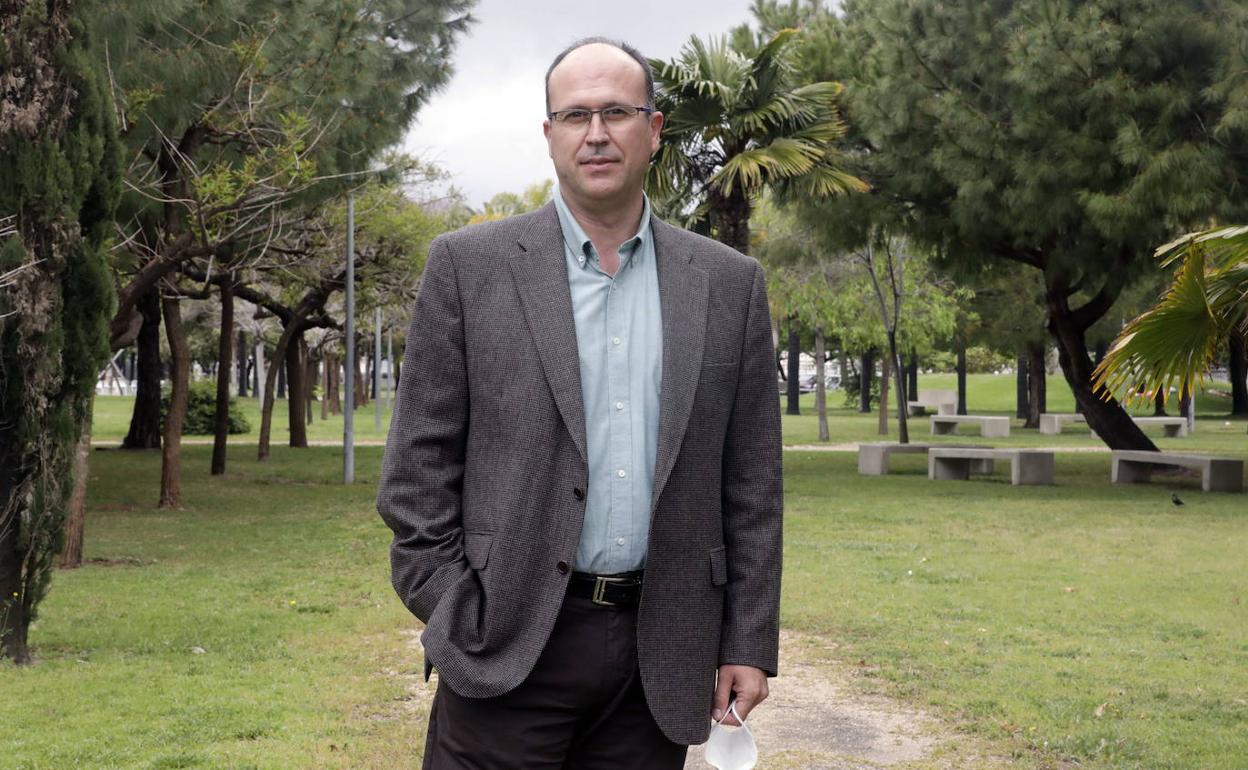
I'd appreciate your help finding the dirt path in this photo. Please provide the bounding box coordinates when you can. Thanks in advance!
[391,628,1010,770]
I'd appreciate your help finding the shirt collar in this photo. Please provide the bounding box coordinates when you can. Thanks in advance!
[553,187,652,270]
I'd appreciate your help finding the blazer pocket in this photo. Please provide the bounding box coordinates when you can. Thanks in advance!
[708,545,729,587]
[700,361,738,383]
[464,531,494,570]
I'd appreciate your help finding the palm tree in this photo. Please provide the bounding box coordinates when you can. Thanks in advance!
[647,29,866,254]
[1094,226,1248,421]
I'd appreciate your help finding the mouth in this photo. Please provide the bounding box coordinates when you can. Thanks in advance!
[580,157,618,167]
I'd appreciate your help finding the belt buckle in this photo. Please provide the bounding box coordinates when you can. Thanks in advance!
[591,575,625,606]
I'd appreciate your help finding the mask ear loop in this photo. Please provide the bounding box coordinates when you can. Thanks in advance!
[713,701,748,727]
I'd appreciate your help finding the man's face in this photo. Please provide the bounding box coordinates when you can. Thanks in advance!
[543,44,663,214]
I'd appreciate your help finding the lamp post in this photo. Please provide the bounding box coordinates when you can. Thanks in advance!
[343,191,355,484]
[375,307,382,433]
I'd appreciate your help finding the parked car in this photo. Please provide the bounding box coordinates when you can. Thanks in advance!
[798,374,842,392]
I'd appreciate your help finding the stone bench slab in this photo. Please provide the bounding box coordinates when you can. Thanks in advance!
[1038,413,1087,435]
[857,442,992,475]
[930,415,1011,438]
[929,448,1055,486]
[1111,450,1242,493]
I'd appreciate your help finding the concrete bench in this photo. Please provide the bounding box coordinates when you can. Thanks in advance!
[907,389,957,416]
[858,442,993,476]
[1111,450,1243,493]
[1091,416,1190,440]
[1130,416,1189,437]
[1038,413,1087,435]
[929,448,1056,486]
[930,415,1010,438]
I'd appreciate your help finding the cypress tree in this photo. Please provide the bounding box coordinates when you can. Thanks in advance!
[0,0,122,663]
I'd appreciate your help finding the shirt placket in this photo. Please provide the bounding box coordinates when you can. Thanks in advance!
[605,242,636,570]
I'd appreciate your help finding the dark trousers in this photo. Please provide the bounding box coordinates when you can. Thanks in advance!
[421,592,689,769]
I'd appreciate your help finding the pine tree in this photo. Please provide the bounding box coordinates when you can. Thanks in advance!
[811,0,1248,449]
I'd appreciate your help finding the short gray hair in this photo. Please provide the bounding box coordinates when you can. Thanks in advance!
[544,37,655,114]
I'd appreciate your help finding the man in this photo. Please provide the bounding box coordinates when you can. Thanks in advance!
[377,37,783,769]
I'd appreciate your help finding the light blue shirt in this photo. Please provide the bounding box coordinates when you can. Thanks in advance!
[554,189,663,574]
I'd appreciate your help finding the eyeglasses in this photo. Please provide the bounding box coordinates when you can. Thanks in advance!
[547,105,654,127]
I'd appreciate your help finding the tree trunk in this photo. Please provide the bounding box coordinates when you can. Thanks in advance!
[322,352,332,420]
[122,288,163,449]
[707,182,752,255]
[1046,297,1156,451]
[814,328,829,442]
[159,296,190,508]
[906,350,918,402]
[236,330,248,397]
[1025,343,1045,429]
[212,281,234,475]
[354,342,367,408]
[859,350,874,413]
[58,407,94,569]
[277,354,287,399]
[326,351,342,415]
[1180,385,1193,434]
[305,340,316,425]
[878,354,890,436]
[956,343,968,415]
[253,345,262,398]
[0,460,27,661]
[1229,330,1248,416]
[785,323,801,416]
[1015,353,1029,420]
[258,320,308,460]
[888,333,909,443]
[286,330,308,448]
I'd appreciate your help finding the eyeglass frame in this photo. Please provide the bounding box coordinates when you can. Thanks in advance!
[546,105,656,127]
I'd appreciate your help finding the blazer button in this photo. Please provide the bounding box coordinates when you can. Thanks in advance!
[573,487,585,501]
[556,560,570,575]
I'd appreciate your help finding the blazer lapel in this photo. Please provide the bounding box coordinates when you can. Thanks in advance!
[509,203,588,464]
[650,218,708,514]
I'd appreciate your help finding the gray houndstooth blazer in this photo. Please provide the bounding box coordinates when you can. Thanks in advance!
[377,201,783,746]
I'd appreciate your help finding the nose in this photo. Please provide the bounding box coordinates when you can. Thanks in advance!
[585,111,609,145]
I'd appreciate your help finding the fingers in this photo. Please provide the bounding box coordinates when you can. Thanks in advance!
[711,665,770,726]
[711,668,734,723]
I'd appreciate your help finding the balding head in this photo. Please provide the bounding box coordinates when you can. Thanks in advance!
[544,38,655,115]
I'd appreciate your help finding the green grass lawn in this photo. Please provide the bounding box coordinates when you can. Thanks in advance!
[93,372,1248,453]
[92,394,396,445]
[3,380,1245,769]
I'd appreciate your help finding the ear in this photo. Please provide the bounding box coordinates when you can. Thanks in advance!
[543,118,553,157]
[648,111,664,153]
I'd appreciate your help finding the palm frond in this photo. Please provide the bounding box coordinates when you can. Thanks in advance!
[791,162,871,197]
[1093,244,1225,403]
[711,137,824,194]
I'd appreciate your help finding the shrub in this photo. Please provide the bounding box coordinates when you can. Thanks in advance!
[161,380,251,435]
[926,346,1012,374]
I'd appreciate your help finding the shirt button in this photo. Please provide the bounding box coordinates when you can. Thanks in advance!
[617,469,627,478]
[612,336,621,346]
[616,537,626,546]
[615,401,624,410]
[573,487,585,501]
[556,561,570,575]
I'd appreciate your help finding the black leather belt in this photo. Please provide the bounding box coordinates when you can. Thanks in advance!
[567,571,643,607]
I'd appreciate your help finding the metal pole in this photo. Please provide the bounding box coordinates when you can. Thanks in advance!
[343,192,355,484]
[374,307,382,432]
[387,326,394,412]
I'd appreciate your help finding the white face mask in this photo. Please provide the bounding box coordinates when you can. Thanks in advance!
[704,702,758,770]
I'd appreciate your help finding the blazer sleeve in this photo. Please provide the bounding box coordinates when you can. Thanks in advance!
[718,261,784,676]
[376,235,470,624]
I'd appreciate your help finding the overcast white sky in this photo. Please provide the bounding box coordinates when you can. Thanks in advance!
[401,0,756,209]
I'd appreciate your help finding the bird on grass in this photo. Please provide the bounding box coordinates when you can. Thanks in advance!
[1171,493,1184,507]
